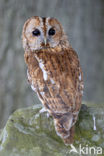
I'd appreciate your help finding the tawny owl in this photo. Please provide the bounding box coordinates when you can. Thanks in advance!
[22,16,84,145]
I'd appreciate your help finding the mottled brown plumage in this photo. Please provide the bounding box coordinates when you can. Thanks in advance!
[22,16,84,144]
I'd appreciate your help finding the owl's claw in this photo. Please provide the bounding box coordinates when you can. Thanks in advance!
[39,107,47,113]
[39,107,50,118]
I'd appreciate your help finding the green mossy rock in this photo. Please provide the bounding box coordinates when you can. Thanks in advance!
[0,104,104,156]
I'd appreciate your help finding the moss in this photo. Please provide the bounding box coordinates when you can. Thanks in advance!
[0,104,104,156]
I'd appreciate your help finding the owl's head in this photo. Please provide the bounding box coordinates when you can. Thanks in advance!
[22,16,69,52]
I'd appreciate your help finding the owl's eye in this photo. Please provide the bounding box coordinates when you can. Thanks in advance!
[32,29,40,36]
[48,28,55,36]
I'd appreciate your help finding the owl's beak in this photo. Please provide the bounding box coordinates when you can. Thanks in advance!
[44,38,47,46]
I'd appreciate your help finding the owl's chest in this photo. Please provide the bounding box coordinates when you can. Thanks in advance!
[35,53,71,82]
[27,52,72,91]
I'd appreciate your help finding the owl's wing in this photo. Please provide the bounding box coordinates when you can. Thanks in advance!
[65,47,84,112]
[41,48,84,115]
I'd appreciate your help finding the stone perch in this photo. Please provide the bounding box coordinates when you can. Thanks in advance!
[0,104,104,156]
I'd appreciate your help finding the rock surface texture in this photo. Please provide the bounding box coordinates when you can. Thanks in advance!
[0,104,104,156]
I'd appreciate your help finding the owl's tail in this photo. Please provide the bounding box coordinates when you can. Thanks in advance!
[53,112,75,145]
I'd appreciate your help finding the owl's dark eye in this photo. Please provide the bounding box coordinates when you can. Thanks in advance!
[48,28,55,36]
[32,29,40,36]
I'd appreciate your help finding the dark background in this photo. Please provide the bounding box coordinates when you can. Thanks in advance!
[0,0,104,128]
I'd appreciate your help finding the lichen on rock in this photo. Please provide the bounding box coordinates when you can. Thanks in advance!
[0,104,104,156]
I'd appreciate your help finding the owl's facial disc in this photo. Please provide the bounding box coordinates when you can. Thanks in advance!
[23,17,63,51]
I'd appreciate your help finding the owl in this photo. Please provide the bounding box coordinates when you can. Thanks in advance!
[22,16,84,145]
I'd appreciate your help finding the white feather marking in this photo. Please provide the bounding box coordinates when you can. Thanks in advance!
[27,69,31,80]
[40,91,45,96]
[35,56,48,81]
[93,114,97,131]
[31,84,36,92]
[79,73,81,81]
[39,61,48,80]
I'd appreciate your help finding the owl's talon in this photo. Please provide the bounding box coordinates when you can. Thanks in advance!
[39,107,47,114]
[39,107,50,118]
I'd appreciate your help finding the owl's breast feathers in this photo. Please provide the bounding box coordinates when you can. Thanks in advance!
[24,47,84,116]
